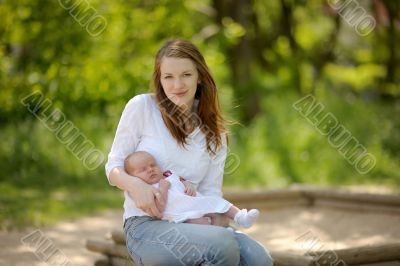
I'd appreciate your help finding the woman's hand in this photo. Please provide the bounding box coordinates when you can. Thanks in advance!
[128,177,165,219]
[183,181,196,196]
[157,179,170,213]
[179,176,196,196]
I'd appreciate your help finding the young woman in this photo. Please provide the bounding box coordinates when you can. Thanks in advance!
[106,39,273,265]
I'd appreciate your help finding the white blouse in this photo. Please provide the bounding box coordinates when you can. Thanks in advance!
[105,93,227,221]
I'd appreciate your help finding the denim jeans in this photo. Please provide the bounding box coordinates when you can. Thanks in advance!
[123,216,273,266]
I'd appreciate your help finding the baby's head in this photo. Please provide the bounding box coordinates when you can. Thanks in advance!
[124,151,163,184]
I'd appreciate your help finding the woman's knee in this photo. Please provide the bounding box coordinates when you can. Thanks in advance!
[204,228,240,265]
[234,231,273,266]
[240,245,273,266]
[259,250,274,266]
[266,251,274,266]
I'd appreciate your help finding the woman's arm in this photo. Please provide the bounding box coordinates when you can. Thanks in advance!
[109,166,164,218]
[105,95,164,218]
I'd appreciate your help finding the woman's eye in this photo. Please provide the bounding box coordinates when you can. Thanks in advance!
[164,76,172,79]
[184,73,191,77]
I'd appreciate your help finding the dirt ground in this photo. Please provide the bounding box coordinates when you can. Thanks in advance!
[0,210,123,266]
[1,205,399,266]
[247,206,400,253]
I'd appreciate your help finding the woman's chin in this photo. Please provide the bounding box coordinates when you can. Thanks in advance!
[171,100,189,109]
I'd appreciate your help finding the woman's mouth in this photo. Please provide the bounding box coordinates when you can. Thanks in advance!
[173,91,187,97]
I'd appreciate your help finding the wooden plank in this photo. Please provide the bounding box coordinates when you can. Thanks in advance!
[86,239,129,258]
[111,230,126,245]
[224,189,309,205]
[307,242,400,265]
[233,198,311,210]
[93,249,316,266]
[300,187,400,207]
[95,256,136,266]
[94,257,109,266]
[270,251,315,266]
[225,187,400,214]
[224,189,312,212]
[354,261,400,266]
[110,256,135,266]
[314,198,400,214]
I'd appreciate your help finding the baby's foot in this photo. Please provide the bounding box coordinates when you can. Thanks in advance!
[234,209,260,228]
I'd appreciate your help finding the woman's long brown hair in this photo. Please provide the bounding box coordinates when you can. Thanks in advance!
[153,39,226,155]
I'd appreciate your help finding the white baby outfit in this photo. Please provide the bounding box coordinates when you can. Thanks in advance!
[158,172,232,223]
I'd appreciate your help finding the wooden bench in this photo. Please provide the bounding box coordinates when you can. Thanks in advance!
[86,186,400,265]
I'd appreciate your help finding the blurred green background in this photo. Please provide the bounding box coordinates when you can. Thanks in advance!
[1,0,399,229]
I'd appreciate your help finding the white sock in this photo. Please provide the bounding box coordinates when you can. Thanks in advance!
[233,209,260,228]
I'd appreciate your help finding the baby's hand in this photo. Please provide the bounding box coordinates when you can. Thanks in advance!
[182,180,196,196]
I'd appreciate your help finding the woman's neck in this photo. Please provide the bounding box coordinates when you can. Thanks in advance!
[181,101,200,134]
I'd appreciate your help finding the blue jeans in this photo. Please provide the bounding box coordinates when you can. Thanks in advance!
[123,216,273,266]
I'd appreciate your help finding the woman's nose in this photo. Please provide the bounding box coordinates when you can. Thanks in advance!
[174,78,184,89]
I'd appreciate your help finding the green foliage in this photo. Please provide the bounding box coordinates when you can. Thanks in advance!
[1,0,399,229]
[0,115,121,229]
[226,88,400,188]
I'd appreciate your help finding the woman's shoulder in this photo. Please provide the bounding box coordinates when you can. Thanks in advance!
[127,93,154,104]
[125,93,156,110]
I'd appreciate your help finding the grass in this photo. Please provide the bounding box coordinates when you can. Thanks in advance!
[0,183,122,230]
[0,114,123,230]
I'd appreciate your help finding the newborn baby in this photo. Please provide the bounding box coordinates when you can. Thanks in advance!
[124,151,259,228]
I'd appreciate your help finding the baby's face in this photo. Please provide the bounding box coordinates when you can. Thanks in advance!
[127,153,163,184]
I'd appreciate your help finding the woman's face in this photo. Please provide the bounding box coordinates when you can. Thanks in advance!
[160,57,199,111]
